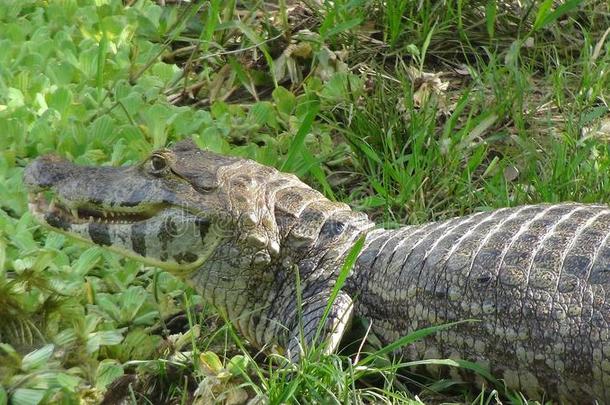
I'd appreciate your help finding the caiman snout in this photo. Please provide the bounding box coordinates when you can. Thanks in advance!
[23,149,213,273]
[24,154,74,191]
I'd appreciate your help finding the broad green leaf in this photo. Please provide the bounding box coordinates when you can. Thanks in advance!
[10,389,44,405]
[43,233,65,250]
[94,294,122,321]
[89,115,114,143]
[47,87,72,115]
[272,86,296,116]
[116,328,159,360]
[7,88,25,109]
[118,286,147,322]
[56,373,80,391]
[87,329,125,354]
[53,329,77,346]
[78,45,98,79]
[150,61,180,84]
[72,247,102,277]
[227,355,248,375]
[95,359,124,389]
[319,73,363,103]
[249,101,275,127]
[200,351,223,375]
[21,344,54,371]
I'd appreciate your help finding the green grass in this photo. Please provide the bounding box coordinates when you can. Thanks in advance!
[1,0,609,403]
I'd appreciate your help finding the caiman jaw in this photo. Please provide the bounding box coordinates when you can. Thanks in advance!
[27,191,161,225]
[27,191,215,274]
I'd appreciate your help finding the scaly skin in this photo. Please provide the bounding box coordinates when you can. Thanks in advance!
[348,204,610,402]
[23,140,610,402]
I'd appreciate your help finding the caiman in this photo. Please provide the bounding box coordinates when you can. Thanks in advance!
[24,139,610,403]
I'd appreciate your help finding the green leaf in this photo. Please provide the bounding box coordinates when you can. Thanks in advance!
[21,344,54,371]
[53,329,77,346]
[73,247,102,277]
[95,359,124,390]
[314,235,365,346]
[301,148,336,200]
[89,115,114,143]
[227,354,249,375]
[116,328,159,360]
[46,87,72,115]
[0,386,7,405]
[78,45,98,79]
[10,389,44,405]
[0,344,19,361]
[460,113,497,149]
[403,358,501,388]
[200,351,224,375]
[95,294,121,321]
[228,56,257,100]
[320,17,362,40]
[272,86,296,116]
[199,0,222,54]
[319,73,363,103]
[249,101,275,127]
[485,0,497,39]
[87,329,125,354]
[534,0,581,31]
[118,286,147,323]
[7,88,25,109]
[56,373,80,391]
[358,320,477,367]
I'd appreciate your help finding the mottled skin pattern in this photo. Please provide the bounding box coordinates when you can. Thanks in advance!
[23,140,610,403]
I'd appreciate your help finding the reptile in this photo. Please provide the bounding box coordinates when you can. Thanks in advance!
[23,139,610,403]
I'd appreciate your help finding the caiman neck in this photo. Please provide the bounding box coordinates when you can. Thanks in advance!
[267,177,375,279]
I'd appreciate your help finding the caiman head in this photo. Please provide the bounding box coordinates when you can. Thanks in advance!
[25,139,372,354]
[24,139,282,277]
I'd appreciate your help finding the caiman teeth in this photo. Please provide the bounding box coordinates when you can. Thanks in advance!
[29,191,159,225]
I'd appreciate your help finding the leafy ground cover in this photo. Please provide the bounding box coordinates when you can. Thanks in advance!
[1,0,610,403]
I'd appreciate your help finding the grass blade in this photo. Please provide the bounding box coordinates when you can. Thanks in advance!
[357,320,477,367]
[280,101,320,172]
[534,0,582,31]
[485,0,497,39]
[313,235,366,348]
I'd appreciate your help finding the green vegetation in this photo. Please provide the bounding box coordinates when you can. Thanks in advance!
[1,0,609,403]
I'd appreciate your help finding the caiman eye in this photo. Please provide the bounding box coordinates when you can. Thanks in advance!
[150,154,169,174]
